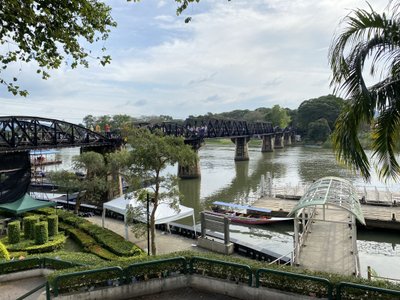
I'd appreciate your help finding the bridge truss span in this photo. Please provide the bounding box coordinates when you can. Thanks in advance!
[144,118,291,141]
[0,116,121,153]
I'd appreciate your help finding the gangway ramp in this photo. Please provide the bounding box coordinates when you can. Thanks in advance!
[297,208,355,275]
[289,177,366,277]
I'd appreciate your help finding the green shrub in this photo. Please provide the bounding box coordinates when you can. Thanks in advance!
[47,215,59,237]
[23,216,40,240]
[8,221,21,244]
[34,222,48,245]
[0,240,10,261]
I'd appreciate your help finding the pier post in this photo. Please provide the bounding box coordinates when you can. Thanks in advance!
[178,155,201,179]
[274,134,284,149]
[283,132,292,146]
[231,137,250,161]
[261,135,274,152]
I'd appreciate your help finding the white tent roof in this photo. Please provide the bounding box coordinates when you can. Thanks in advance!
[103,193,194,225]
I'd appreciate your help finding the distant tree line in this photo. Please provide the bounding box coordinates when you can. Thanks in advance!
[82,94,347,144]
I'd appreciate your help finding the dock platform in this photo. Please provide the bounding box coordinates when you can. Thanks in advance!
[253,196,400,230]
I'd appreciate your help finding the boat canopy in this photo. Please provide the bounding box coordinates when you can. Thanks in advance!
[30,149,59,155]
[213,201,272,213]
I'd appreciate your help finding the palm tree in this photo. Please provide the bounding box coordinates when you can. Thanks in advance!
[329,1,400,181]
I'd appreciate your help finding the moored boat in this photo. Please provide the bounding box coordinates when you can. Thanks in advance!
[209,201,292,225]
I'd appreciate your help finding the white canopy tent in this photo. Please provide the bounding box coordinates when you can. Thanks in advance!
[102,194,196,240]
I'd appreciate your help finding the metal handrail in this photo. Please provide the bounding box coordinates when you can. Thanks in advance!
[52,266,124,296]
[268,251,292,265]
[15,282,50,300]
[189,256,253,286]
[336,281,400,300]
[255,268,333,300]
[124,257,187,281]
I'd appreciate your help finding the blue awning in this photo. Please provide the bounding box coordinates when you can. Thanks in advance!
[212,201,272,213]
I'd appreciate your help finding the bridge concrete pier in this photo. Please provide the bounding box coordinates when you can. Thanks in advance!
[231,137,250,161]
[274,134,284,149]
[261,135,274,152]
[178,150,201,179]
[284,132,292,146]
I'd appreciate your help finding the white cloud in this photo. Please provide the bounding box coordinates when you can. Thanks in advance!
[0,0,389,122]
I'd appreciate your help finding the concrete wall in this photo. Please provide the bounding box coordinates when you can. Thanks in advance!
[42,274,327,300]
[0,269,52,283]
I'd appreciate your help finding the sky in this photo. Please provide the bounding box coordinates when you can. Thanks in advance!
[0,0,389,124]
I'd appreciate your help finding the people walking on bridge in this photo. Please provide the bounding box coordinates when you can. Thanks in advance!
[105,124,111,138]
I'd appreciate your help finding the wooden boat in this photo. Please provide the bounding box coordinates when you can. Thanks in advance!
[209,201,292,225]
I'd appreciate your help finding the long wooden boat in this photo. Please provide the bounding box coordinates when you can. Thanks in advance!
[209,201,292,225]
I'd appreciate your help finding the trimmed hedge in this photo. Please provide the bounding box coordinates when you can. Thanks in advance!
[37,209,144,257]
[34,221,48,245]
[47,215,59,237]
[8,221,21,244]
[23,216,40,240]
[5,234,67,254]
[0,240,10,261]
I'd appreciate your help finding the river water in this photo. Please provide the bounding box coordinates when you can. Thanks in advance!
[51,144,400,279]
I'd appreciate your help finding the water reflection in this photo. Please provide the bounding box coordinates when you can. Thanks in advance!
[176,144,400,278]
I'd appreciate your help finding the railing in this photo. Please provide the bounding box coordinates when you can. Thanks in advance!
[125,257,187,282]
[367,266,400,282]
[52,266,124,296]
[292,206,316,264]
[255,268,333,300]
[336,282,400,300]
[268,251,292,266]
[0,257,42,275]
[6,255,400,299]
[189,256,253,286]
[15,282,50,300]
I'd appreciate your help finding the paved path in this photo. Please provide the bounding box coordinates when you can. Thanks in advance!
[0,276,46,300]
[297,208,356,276]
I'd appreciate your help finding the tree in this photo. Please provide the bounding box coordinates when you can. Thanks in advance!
[265,105,291,128]
[329,2,400,181]
[297,95,345,135]
[0,0,116,96]
[49,151,108,214]
[124,127,197,255]
[307,118,331,143]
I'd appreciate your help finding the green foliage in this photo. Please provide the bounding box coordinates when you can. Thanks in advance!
[329,2,400,181]
[23,215,40,240]
[41,209,144,259]
[0,257,42,275]
[34,251,105,266]
[45,252,400,299]
[0,240,10,261]
[2,231,66,254]
[264,105,291,128]
[297,95,345,135]
[122,127,197,255]
[34,221,48,245]
[8,221,21,244]
[47,215,59,237]
[0,0,116,96]
[307,118,331,143]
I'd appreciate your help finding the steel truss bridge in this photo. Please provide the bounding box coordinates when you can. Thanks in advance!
[0,116,122,153]
[141,118,293,142]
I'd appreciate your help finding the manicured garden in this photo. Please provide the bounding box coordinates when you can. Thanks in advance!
[0,207,400,299]
[0,207,144,262]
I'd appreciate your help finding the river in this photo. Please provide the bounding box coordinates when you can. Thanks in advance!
[50,144,400,279]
